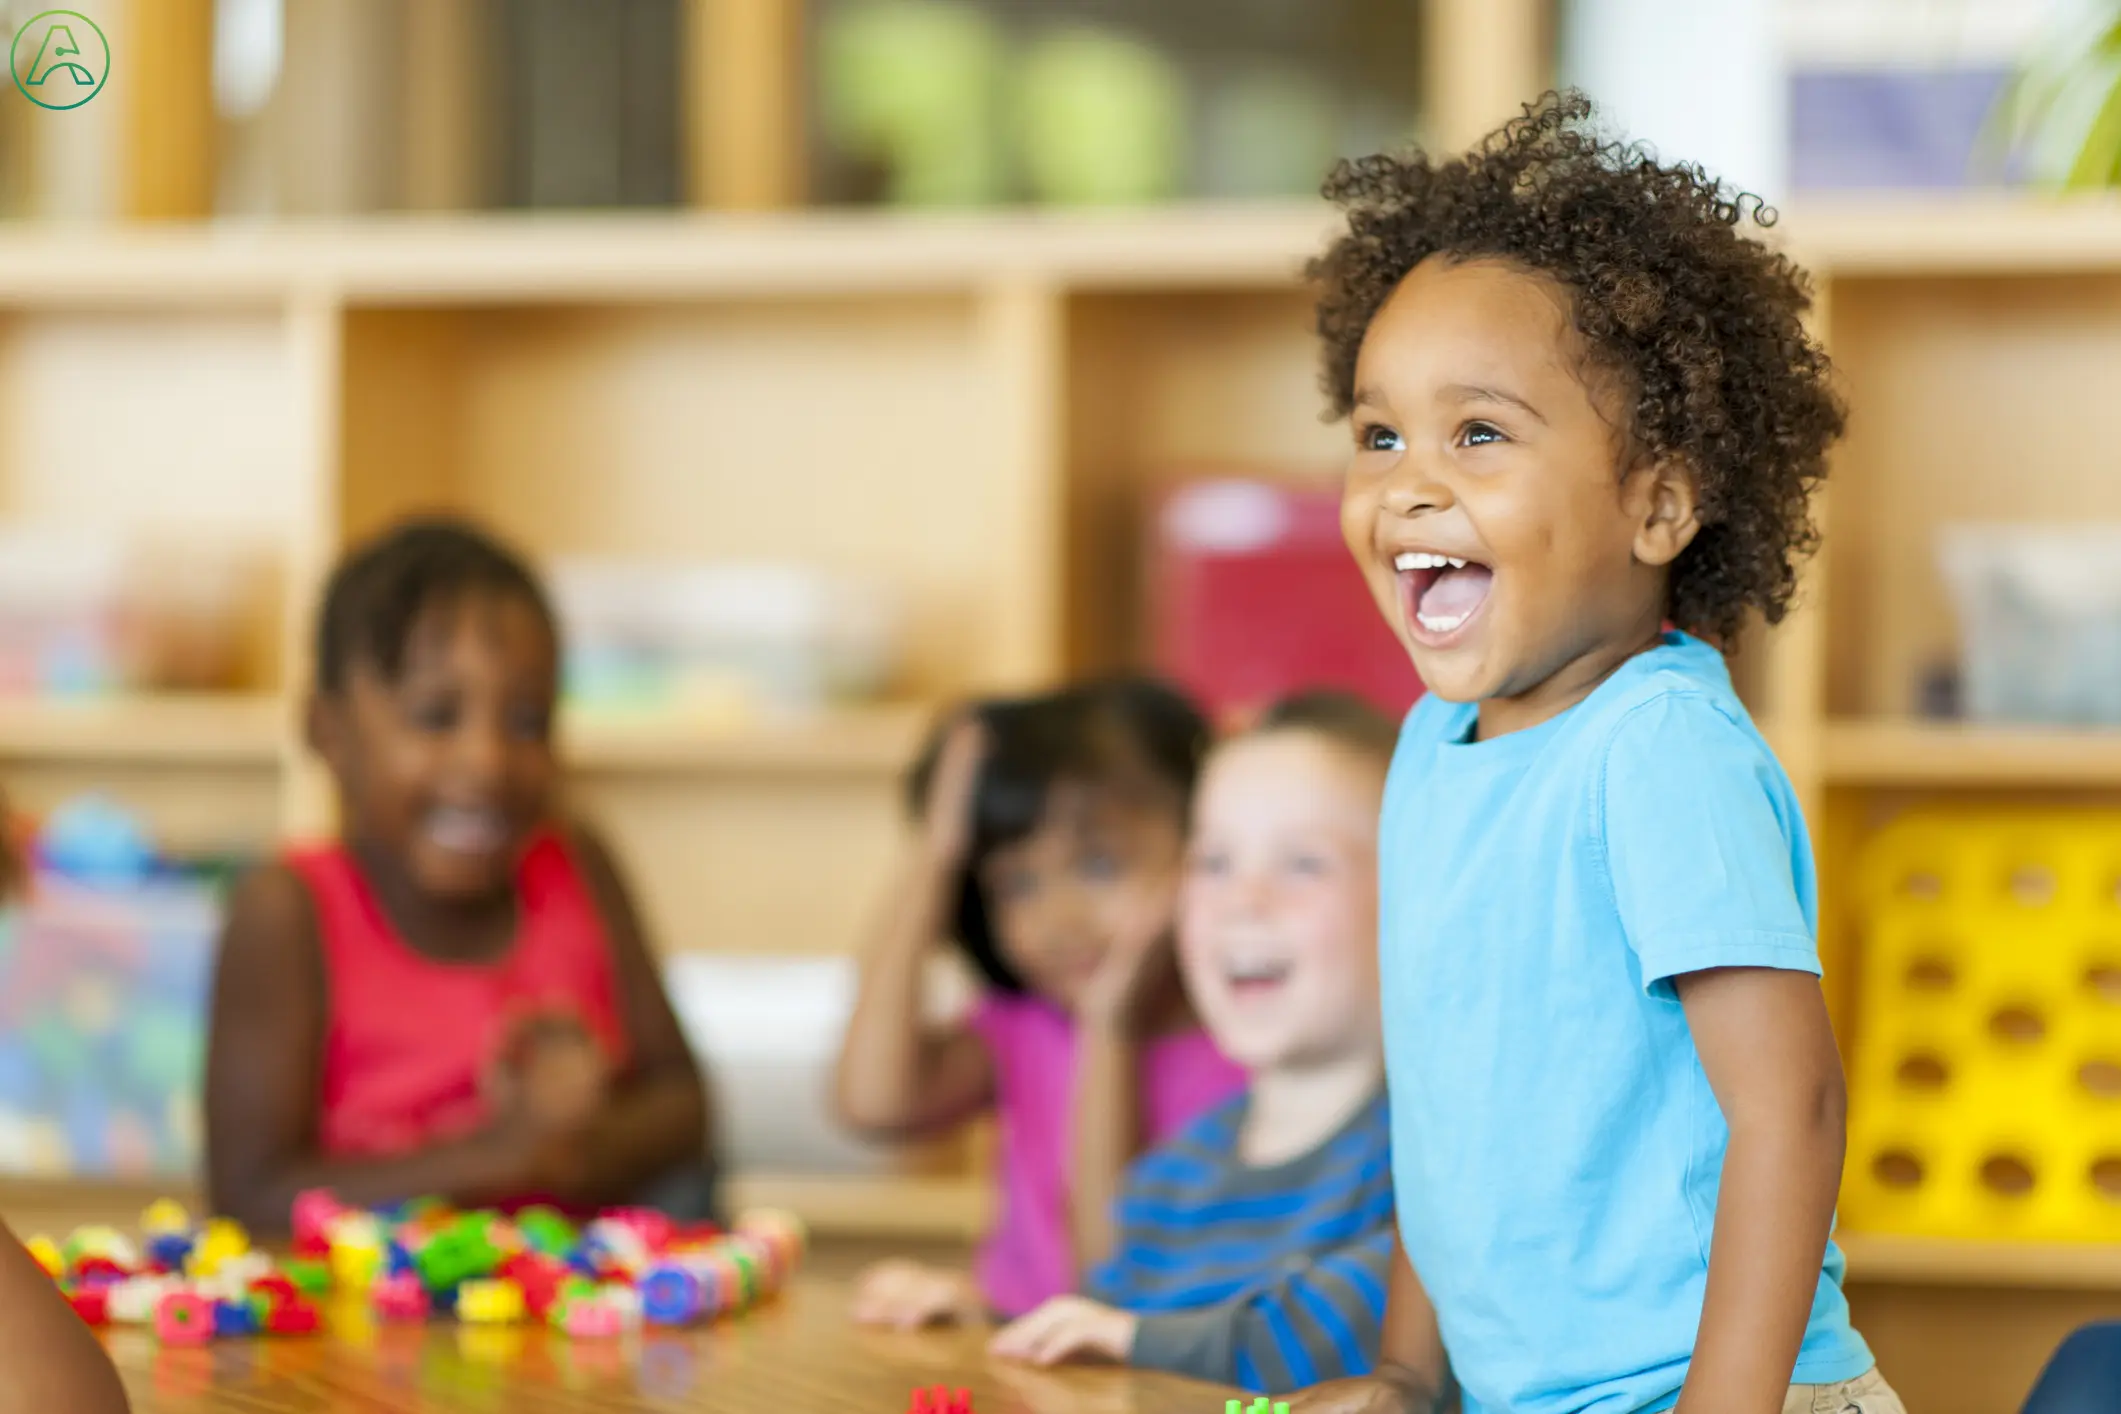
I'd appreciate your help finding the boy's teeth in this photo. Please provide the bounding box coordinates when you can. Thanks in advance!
[1392,552,1470,571]
[1417,611,1470,634]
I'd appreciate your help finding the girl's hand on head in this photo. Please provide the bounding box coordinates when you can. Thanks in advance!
[1077,891,1181,1032]
[921,717,988,869]
[986,1295,1137,1368]
[848,1258,984,1329]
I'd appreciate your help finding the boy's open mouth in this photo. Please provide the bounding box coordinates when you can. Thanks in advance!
[1394,550,1493,645]
[1223,957,1292,1000]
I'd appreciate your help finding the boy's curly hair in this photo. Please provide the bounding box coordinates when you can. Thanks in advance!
[1309,90,1844,641]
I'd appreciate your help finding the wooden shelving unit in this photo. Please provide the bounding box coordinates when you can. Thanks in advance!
[0,694,284,765]
[1822,719,2121,787]
[1843,1233,2121,1292]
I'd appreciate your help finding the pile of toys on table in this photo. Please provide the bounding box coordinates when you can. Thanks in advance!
[28,1190,806,1344]
[293,1188,806,1337]
[26,1199,329,1343]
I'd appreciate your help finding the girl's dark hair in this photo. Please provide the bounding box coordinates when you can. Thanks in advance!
[314,516,557,693]
[1310,89,1844,642]
[1252,689,1400,767]
[907,676,1209,993]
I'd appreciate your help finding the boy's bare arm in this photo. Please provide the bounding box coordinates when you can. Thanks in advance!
[1674,966,1846,1414]
[1286,1231,1450,1414]
[0,1221,130,1414]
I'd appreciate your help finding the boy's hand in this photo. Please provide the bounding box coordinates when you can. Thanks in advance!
[987,1295,1138,1367]
[1285,1369,1446,1414]
[848,1259,983,1329]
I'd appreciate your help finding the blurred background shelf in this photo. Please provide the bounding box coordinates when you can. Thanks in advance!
[1842,1233,2121,1291]
[562,702,930,776]
[1822,720,2121,787]
[0,694,284,764]
[0,197,2118,304]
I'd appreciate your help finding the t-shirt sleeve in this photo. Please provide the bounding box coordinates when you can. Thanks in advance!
[1127,1229,1395,1392]
[1598,690,1822,993]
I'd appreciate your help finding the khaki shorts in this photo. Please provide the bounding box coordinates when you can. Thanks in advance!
[1783,1367,1906,1414]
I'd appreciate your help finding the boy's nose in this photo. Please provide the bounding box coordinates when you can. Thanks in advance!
[1381,470,1450,516]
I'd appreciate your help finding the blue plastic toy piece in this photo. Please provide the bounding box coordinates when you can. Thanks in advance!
[640,1265,702,1326]
[213,1298,259,1337]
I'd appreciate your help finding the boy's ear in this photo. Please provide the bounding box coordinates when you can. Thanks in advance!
[1628,457,1702,569]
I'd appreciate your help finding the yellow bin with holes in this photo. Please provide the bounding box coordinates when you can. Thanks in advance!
[1844,810,2121,1242]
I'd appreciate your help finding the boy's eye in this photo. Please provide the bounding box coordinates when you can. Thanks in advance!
[1286,853,1328,877]
[1189,849,1230,877]
[1359,423,1404,453]
[1459,421,1506,447]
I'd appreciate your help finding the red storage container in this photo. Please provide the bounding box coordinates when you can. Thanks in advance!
[1150,478,1423,725]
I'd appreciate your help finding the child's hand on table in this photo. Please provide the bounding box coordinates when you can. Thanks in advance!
[987,1294,1137,1367]
[849,1259,984,1329]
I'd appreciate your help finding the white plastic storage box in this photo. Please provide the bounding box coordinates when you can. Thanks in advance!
[1937,525,2121,725]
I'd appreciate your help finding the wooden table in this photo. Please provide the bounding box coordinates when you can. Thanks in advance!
[96,1255,1236,1414]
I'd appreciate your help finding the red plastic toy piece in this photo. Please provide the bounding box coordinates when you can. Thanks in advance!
[290,1188,343,1257]
[67,1288,109,1326]
[154,1291,214,1346]
[264,1295,321,1334]
[500,1252,566,1320]
[370,1272,429,1322]
[906,1386,971,1414]
[248,1273,298,1305]
[599,1206,674,1254]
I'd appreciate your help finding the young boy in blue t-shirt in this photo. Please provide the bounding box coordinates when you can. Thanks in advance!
[1288,93,1903,1414]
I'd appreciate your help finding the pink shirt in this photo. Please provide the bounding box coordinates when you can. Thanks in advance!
[967,993,1245,1317]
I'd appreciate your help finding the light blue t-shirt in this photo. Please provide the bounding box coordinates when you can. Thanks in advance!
[1379,633,1872,1414]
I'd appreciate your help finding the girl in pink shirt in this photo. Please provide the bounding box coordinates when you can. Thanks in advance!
[835,679,1244,1324]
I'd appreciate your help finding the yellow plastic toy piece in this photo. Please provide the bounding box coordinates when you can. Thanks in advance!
[187,1217,250,1277]
[139,1199,190,1238]
[328,1239,383,1293]
[1845,809,2121,1243]
[458,1278,526,1324]
[23,1234,62,1279]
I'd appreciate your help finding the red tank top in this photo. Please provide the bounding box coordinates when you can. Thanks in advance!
[288,831,629,1159]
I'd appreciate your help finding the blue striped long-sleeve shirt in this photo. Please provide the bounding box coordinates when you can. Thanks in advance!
[1086,1087,1395,1394]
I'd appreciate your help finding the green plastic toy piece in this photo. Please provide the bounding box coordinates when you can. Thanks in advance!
[515,1205,578,1258]
[413,1216,502,1292]
[281,1257,331,1297]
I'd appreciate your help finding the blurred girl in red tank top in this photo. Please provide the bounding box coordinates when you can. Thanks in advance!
[203,518,715,1234]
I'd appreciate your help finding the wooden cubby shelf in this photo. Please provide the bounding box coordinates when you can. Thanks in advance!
[561,703,930,777]
[1840,1233,2121,1291]
[0,694,285,765]
[1822,720,2121,787]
